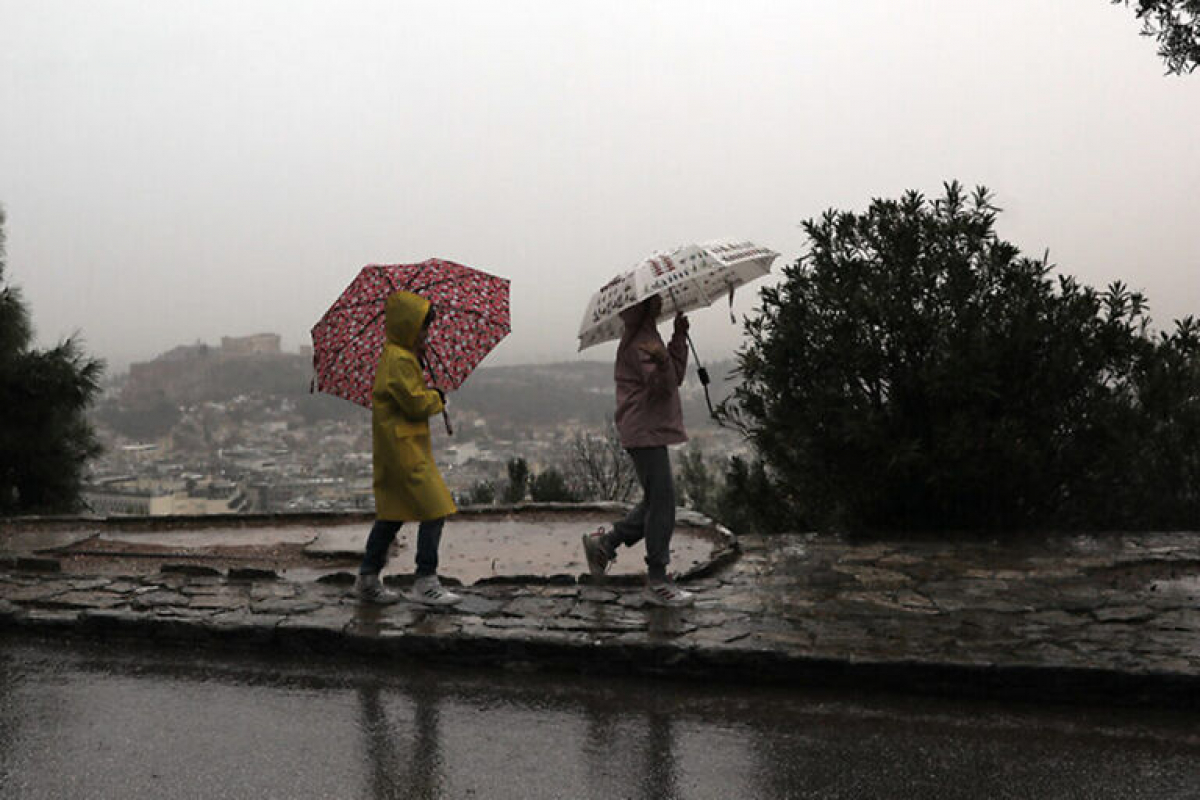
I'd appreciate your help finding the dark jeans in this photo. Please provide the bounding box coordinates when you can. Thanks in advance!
[359,518,445,577]
[605,446,674,581]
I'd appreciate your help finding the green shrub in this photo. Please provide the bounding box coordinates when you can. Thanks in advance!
[722,183,1200,532]
[529,468,579,502]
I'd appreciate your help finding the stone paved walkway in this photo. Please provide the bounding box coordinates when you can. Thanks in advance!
[3,522,1200,707]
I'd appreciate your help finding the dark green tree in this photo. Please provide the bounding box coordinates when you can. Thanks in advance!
[1123,317,1200,524]
[1116,0,1200,74]
[501,457,529,504]
[0,206,105,514]
[674,446,719,517]
[529,468,579,502]
[716,456,792,535]
[672,446,794,533]
[722,183,1199,532]
[463,480,496,506]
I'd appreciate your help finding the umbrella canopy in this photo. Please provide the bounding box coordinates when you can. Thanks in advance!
[311,259,510,408]
[577,239,779,351]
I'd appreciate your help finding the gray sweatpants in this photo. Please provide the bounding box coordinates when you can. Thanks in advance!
[605,446,674,581]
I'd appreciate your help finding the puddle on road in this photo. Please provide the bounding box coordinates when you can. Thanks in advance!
[22,511,728,585]
[368,516,723,583]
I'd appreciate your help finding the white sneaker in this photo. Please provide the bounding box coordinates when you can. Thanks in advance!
[644,580,695,608]
[408,575,462,607]
[581,527,616,578]
[355,573,400,605]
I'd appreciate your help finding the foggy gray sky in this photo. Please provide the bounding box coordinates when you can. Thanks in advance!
[2,0,1198,374]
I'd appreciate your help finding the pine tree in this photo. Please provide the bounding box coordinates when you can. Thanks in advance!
[501,457,529,504]
[0,206,105,514]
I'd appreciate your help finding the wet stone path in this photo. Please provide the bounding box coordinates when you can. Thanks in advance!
[3,526,1200,706]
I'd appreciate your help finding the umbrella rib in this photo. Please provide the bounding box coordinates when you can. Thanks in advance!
[435,304,511,328]
[409,273,507,296]
[325,263,427,316]
[423,344,450,388]
[316,309,386,369]
[326,297,388,314]
[694,254,717,307]
[406,274,510,327]
[351,309,386,342]
[408,275,458,295]
[398,260,437,294]
[316,265,428,362]
[334,298,507,328]
[325,264,436,315]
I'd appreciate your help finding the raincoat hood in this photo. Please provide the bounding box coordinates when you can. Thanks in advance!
[619,297,659,338]
[385,292,431,350]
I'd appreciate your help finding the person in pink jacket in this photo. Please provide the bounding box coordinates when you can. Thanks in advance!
[581,294,695,606]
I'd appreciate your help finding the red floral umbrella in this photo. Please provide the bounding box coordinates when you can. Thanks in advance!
[311,259,510,412]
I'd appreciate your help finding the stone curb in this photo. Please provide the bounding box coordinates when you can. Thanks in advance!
[6,521,1200,711]
[3,504,634,531]
[4,608,1198,710]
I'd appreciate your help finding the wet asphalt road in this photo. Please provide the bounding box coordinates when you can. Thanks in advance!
[1,637,1199,800]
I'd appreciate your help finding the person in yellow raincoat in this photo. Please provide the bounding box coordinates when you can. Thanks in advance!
[355,291,461,606]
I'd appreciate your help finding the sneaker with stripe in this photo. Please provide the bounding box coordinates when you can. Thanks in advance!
[408,575,462,607]
[581,527,616,579]
[355,573,401,605]
[643,580,695,608]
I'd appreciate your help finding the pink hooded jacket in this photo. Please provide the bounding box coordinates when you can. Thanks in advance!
[613,302,689,448]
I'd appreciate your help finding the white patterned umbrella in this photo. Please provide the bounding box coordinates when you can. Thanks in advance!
[577,239,780,351]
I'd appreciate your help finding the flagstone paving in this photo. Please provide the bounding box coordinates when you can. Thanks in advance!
[3,517,1199,707]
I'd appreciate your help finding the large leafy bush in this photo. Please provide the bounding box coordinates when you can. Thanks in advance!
[723,183,1199,532]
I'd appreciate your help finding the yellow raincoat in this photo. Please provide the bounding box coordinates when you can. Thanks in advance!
[372,292,457,522]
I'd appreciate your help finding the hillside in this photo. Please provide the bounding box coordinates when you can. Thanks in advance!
[97,346,740,439]
[452,360,739,430]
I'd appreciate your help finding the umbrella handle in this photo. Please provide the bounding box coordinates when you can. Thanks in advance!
[686,333,717,420]
[422,351,454,436]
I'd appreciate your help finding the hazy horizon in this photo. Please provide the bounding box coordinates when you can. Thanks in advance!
[3,1,1198,375]
[104,334,724,377]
